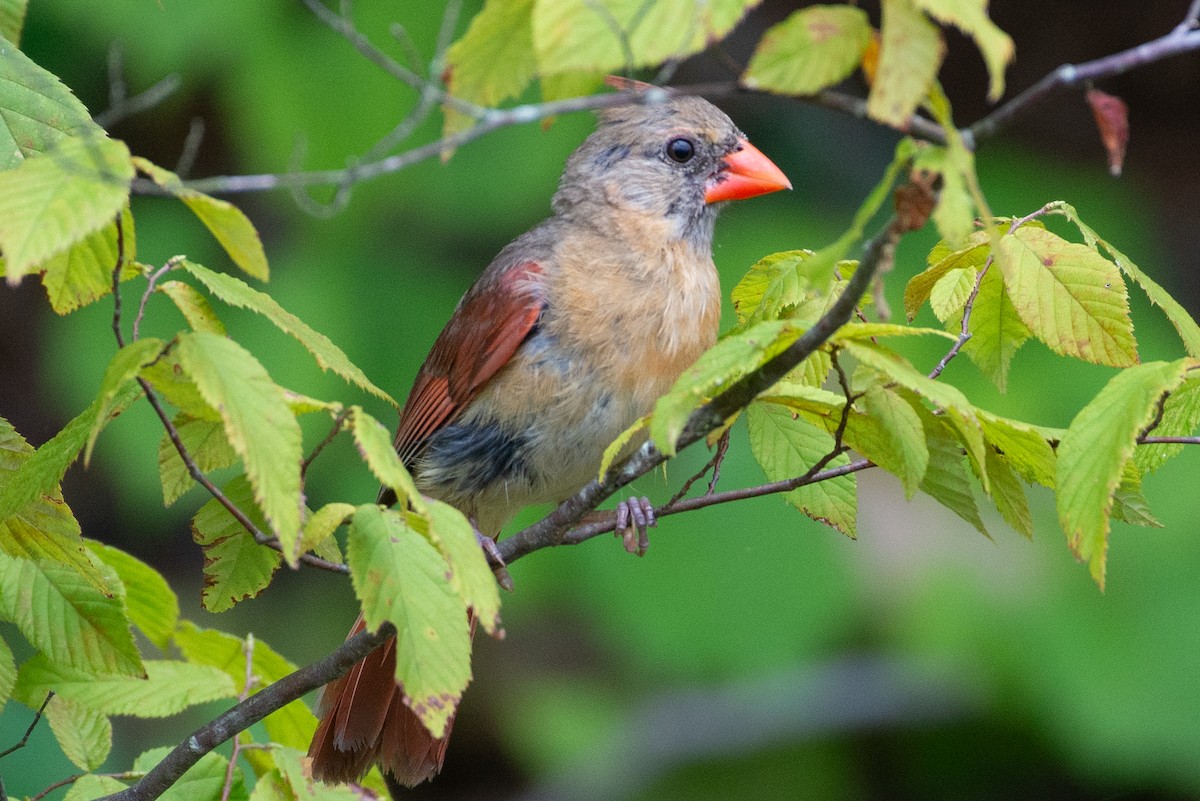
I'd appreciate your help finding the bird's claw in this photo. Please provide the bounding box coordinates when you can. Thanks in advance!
[474,527,515,592]
[614,496,656,556]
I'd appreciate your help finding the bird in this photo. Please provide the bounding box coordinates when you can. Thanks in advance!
[307,86,790,787]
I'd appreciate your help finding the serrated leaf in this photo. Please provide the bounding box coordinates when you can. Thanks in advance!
[958,264,1030,391]
[833,322,957,342]
[0,548,143,677]
[1057,359,1193,588]
[347,505,471,738]
[46,694,111,771]
[65,775,128,801]
[0,633,14,712]
[134,746,241,801]
[904,234,989,320]
[345,405,424,514]
[1056,202,1200,359]
[730,250,812,326]
[177,331,302,563]
[0,1,27,44]
[912,401,988,536]
[85,337,164,464]
[298,501,354,560]
[39,205,137,314]
[599,415,648,482]
[140,353,222,422]
[651,319,806,456]
[912,0,1013,100]
[0,37,101,169]
[852,383,928,497]
[86,540,179,651]
[867,0,944,127]
[1135,376,1200,475]
[747,402,856,536]
[532,0,759,76]
[134,157,268,281]
[978,410,1057,488]
[0,135,132,280]
[409,500,503,636]
[180,260,395,405]
[443,0,537,135]
[175,622,318,749]
[743,5,871,95]
[983,447,1032,538]
[158,279,227,335]
[16,653,236,716]
[757,381,845,416]
[929,266,976,323]
[192,475,282,613]
[1111,475,1162,528]
[158,415,238,507]
[997,225,1137,367]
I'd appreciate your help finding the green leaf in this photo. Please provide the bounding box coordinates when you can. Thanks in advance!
[410,500,503,636]
[650,319,806,456]
[532,0,758,76]
[86,540,179,651]
[158,414,238,507]
[1111,475,1162,529]
[134,157,268,280]
[978,410,1057,488]
[747,402,856,536]
[192,475,281,613]
[347,505,471,738]
[730,250,812,326]
[65,775,128,801]
[1135,376,1200,476]
[0,37,101,169]
[852,383,928,497]
[904,234,989,320]
[867,0,944,127]
[177,331,302,563]
[982,446,1032,538]
[912,401,988,536]
[540,70,605,102]
[180,260,395,405]
[997,225,1137,367]
[158,279,227,335]
[0,135,132,281]
[1057,359,1193,588]
[141,352,221,422]
[1056,202,1200,359]
[958,264,1031,391]
[346,406,424,513]
[742,5,871,95]
[134,746,240,801]
[16,653,236,716]
[46,694,111,771]
[832,322,957,342]
[85,337,164,464]
[175,622,318,749]
[443,0,536,135]
[0,632,14,712]
[0,0,27,44]
[0,548,144,677]
[297,501,354,560]
[911,0,1013,101]
[39,205,137,315]
[928,266,976,323]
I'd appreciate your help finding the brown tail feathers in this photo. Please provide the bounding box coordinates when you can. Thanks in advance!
[307,615,453,787]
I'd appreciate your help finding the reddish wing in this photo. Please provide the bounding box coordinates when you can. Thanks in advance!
[393,261,545,467]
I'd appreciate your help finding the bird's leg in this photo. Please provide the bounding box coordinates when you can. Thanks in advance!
[614,496,656,556]
[470,516,515,592]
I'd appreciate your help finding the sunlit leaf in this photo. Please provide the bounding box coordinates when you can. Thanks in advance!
[982,447,1032,538]
[64,775,127,801]
[158,279,227,335]
[1057,359,1193,588]
[443,0,536,135]
[0,36,100,168]
[928,266,976,323]
[957,265,1031,391]
[408,500,503,636]
[0,135,132,280]
[730,250,812,326]
[599,415,648,482]
[743,5,871,95]
[85,337,164,464]
[904,234,988,320]
[158,415,238,507]
[346,406,424,514]
[297,501,354,561]
[347,505,471,738]
[867,0,944,127]
[177,331,302,562]
[86,540,179,651]
[39,206,137,314]
[978,410,1057,489]
[192,475,281,613]
[852,383,928,497]
[46,694,111,771]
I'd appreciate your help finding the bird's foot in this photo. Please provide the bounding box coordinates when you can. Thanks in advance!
[471,523,515,592]
[614,496,656,556]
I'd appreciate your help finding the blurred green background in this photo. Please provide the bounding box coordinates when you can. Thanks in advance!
[2,1,1200,799]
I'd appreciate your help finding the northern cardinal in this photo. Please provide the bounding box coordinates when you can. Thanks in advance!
[307,89,790,787]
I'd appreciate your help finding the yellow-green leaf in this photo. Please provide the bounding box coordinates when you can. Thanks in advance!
[134,747,239,801]
[599,415,648,482]
[64,775,127,801]
[904,234,989,320]
[912,400,988,536]
[743,5,871,95]
[0,135,132,281]
[0,0,27,44]
[911,0,1013,100]
[85,338,164,465]
[833,322,957,342]
[929,266,976,323]
[730,250,813,326]
[1057,359,1194,588]
[298,501,354,561]
[157,415,238,507]
[86,540,179,652]
[134,157,268,280]
[997,225,1137,368]
[177,331,302,562]
[867,0,944,127]
[913,143,976,246]
[978,410,1057,489]
[0,37,101,168]
[443,0,536,135]
[852,383,928,497]
[39,206,137,315]
[957,264,1030,391]
[983,446,1032,538]
[158,279,227,335]
[346,405,424,514]
[192,475,281,613]
[347,505,472,738]
[1135,376,1200,476]
[0,633,14,712]
[46,694,111,771]
[409,500,503,636]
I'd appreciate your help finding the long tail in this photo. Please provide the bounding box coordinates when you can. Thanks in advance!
[307,614,453,787]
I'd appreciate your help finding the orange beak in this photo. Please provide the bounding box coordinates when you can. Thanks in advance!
[705,139,791,204]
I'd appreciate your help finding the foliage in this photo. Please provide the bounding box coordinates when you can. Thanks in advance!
[1,1,1199,799]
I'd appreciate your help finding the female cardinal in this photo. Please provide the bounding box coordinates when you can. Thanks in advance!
[307,90,790,786]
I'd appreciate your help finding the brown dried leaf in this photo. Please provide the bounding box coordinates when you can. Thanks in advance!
[1086,88,1129,177]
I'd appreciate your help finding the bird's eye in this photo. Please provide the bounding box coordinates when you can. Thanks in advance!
[666,137,695,164]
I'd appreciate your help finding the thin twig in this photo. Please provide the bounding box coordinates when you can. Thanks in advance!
[302,409,350,482]
[928,256,990,380]
[0,692,55,763]
[133,257,185,341]
[94,46,182,129]
[706,430,731,496]
[1139,435,1200,445]
[175,118,206,178]
[111,214,127,348]
[664,430,730,508]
